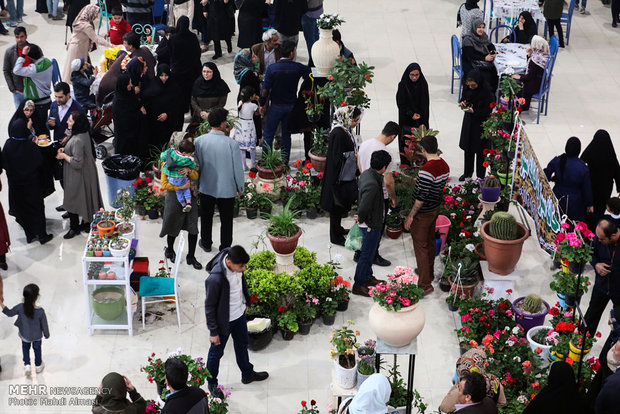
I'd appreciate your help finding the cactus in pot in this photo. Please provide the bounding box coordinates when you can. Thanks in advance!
[522,294,543,314]
[482,176,500,189]
[489,212,518,240]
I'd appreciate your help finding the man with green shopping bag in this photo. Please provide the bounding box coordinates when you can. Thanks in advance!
[352,150,392,297]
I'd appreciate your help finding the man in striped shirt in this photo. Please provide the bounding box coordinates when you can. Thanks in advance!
[404,136,450,295]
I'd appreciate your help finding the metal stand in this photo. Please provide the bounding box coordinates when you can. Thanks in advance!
[375,338,417,414]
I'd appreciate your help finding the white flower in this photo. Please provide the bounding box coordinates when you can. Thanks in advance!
[187,372,192,382]
[473,231,480,237]
[247,193,252,200]
[502,66,515,76]
[512,326,520,335]
[465,244,475,252]
[459,232,465,238]
[466,215,472,220]
[333,254,343,264]
[512,355,521,362]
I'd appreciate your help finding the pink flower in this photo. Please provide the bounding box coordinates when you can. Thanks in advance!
[488,309,495,316]
[506,310,513,316]
[400,297,411,307]
[561,222,570,229]
[389,291,396,297]
[386,297,393,304]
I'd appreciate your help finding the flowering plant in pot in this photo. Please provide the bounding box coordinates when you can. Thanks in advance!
[555,221,594,273]
[549,270,589,305]
[316,13,345,29]
[154,260,171,277]
[512,294,550,333]
[141,349,210,398]
[298,399,320,414]
[356,339,376,386]
[276,307,298,340]
[293,299,316,335]
[294,262,334,302]
[330,320,359,370]
[145,400,162,413]
[208,384,231,414]
[317,57,374,109]
[302,89,326,123]
[321,297,337,324]
[568,330,600,362]
[331,275,351,309]
[456,289,516,344]
[114,187,136,227]
[368,266,423,311]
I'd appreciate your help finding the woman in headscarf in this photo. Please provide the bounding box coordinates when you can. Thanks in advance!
[125,57,149,93]
[581,130,620,225]
[169,16,202,115]
[190,62,230,123]
[57,111,103,240]
[9,100,55,198]
[237,0,265,48]
[522,361,584,413]
[503,11,537,44]
[2,119,53,245]
[92,372,146,414]
[458,0,483,39]
[512,35,549,111]
[458,69,494,181]
[439,347,506,413]
[143,64,182,152]
[62,5,112,83]
[462,18,498,91]
[320,105,362,246]
[113,74,148,159]
[339,373,391,413]
[205,0,236,60]
[396,62,430,165]
[544,137,593,221]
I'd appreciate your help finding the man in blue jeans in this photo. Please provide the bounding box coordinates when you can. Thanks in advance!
[260,40,311,164]
[352,150,392,297]
[301,0,323,65]
[205,246,268,398]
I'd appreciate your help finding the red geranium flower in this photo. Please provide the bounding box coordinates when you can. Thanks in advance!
[482,161,489,168]
[490,102,497,108]
[249,170,257,179]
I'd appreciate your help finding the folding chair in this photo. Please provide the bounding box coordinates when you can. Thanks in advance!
[530,57,553,124]
[451,35,464,101]
[489,24,516,43]
[51,58,61,85]
[140,234,184,331]
[97,0,113,35]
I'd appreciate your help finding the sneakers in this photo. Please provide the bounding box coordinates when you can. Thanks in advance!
[241,371,269,384]
[36,363,45,373]
[580,7,586,13]
[25,365,31,376]
[182,203,192,213]
[6,21,17,27]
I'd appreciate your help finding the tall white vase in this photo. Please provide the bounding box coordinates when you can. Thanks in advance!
[311,28,340,75]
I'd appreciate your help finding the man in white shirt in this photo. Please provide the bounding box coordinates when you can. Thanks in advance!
[355,121,401,267]
[204,246,269,398]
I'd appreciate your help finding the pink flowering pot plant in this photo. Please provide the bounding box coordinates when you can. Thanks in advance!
[367,266,426,347]
[555,221,594,275]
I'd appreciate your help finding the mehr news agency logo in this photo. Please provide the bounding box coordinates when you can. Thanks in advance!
[7,384,111,407]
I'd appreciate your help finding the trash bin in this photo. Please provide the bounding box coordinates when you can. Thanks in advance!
[102,155,142,208]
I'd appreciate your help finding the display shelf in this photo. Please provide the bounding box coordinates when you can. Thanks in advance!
[89,309,129,332]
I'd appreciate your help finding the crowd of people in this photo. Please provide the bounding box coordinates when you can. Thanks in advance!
[0,0,620,413]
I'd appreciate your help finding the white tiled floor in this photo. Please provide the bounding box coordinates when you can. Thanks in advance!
[1,0,619,412]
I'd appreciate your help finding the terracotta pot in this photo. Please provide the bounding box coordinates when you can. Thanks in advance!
[266,226,302,255]
[368,302,425,347]
[480,221,529,275]
[257,164,285,180]
[474,242,486,261]
[311,28,341,75]
[97,220,116,237]
[449,277,479,298]
[385,226,402,239]
[308,149,327,173]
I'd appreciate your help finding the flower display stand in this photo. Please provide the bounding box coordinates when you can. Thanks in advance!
[480,260,519,300]
[374,338,418,414]
[274,252,299,275]
[475,194,499,227]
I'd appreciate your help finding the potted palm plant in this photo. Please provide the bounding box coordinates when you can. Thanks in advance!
[264,197,303,255]
[257,144,285,180]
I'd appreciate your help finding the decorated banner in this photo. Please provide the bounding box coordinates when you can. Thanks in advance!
[510,123,562,254]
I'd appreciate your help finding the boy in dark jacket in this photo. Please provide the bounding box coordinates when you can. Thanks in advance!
[162,358,210,414]
[70,58,97,109]
[204,246,268,398]
[352,150,392,297]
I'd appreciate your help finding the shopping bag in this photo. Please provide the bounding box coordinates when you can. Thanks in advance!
[344,224,363,251]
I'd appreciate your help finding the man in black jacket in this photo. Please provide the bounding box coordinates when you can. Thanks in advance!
[352,150,392,297]
[162,358,210,414]
[205,246,268,397]
[455,372,498,414]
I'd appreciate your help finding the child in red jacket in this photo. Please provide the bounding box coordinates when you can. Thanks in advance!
[104,8,132,46]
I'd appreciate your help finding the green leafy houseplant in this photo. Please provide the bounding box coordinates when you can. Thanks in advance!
[316,13,345,29]
[321,296,337,316]
[329,321,359,368]
[293,246,317,269]
[295,263,335,301]
[549,270,590,295]
[258,144,285,172]
[245,269,303,319]
[141,350,210,399]
[197,111,239,135]
[114,187,136,221]
[385,211,403,229]
[264,196,302,238]
[293,299,317,324]
[276,308,299,332]
[246,250,276,272]
[317,57,375,108]
[310,127,329,157]
[386,361,428,413]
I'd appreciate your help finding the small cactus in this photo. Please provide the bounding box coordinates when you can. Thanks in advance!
[522,294,543,314]
[489,212,518,240]
[481,175,500,188]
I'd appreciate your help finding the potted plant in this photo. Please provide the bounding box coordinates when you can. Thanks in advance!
[264,197,303,255]
[321,297,337,325]
[247,314,273,351]
[568,331,598,362]
[512,294,550,333]
[297,400,320,414]
[257,192,275,216]
[329,321,359,389]
[356,339,376,387]
[385,211,403,239]
[257,144,285,179]
[109,237,131,257]
[555,221,595,275]
[276,307,298,340]
[446,292,467,312]
[208,385,231,414]
[316,57,375,109]
[386,362,428,414]
[311,13,345,75]
[145,400,162,413]
[302,87,325,123]
[332,275,351,311]
[549,270,589,307]
[480,211,529,275]
[114,187,136,237]
[243,181,259,219]
[293,299,316,335]
[308,128,329,172]
[91,286,125,320]
[368,266,425,347]
[526,325,555,368]
[446,257,480,298]
[141,350,210,399]
[97,219,116,237]
[480,175,501,202]
[143,189,163,219]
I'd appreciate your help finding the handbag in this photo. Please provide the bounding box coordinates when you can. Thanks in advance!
[338,151,357,182]
[471,59,495,71]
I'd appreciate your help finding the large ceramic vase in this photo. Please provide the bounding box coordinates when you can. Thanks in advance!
[368,303,425,347]
[480,221,529,275]
[266,226,302,255]
[311,28,340,75]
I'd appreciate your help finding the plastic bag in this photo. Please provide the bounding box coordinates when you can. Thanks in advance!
[102,155,143,180]
[344,224,363,251]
